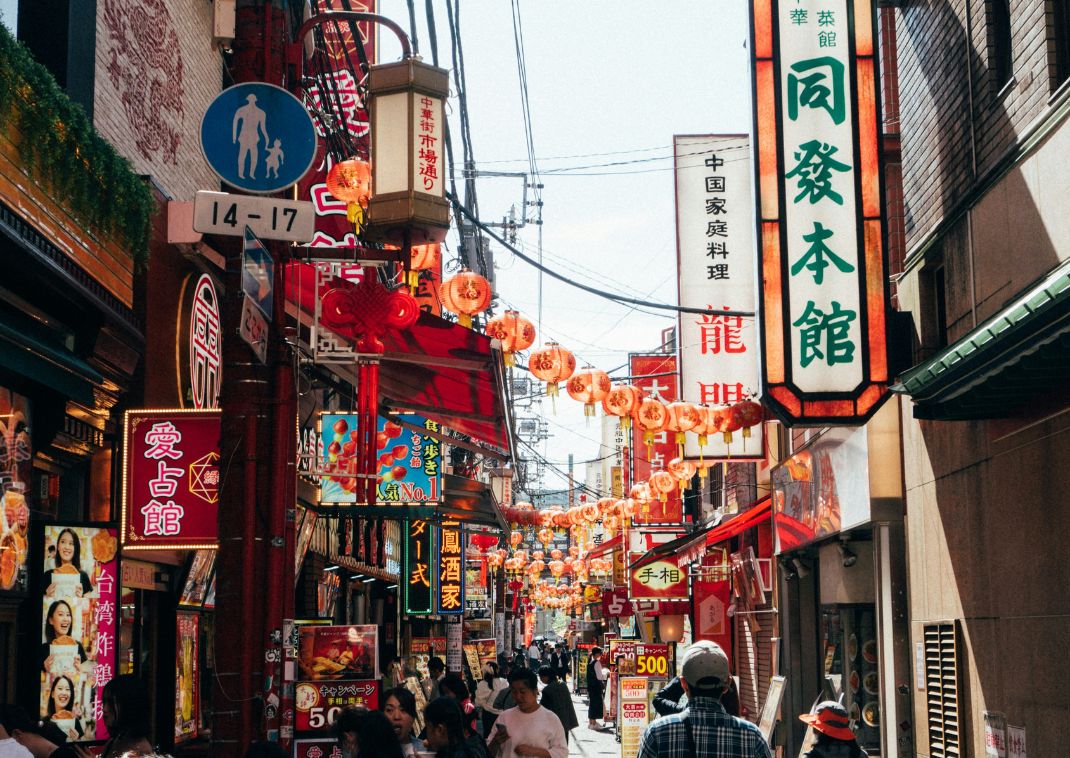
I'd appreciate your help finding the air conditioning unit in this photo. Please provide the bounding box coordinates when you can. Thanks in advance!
[214,0,236,44]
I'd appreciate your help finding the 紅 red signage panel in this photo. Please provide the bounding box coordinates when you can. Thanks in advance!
[628,354,682,524]
[122,409,221,549]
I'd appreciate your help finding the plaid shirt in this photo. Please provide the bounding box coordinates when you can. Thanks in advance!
[637,698,772,758]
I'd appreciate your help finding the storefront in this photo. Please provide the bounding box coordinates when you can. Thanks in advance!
[771,401,909,757]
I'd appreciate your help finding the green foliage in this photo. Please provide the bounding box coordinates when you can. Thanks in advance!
[0,24,154,266]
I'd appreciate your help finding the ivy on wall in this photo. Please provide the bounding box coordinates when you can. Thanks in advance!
[0,25,154,266]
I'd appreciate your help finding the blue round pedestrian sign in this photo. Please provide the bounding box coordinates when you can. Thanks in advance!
[200,82,317,194]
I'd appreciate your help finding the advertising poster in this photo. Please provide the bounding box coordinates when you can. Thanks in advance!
[179,549,216,606]
[39,524,119,742]
[175,612,200,743]
[121,409,221,549]
[295,680,379,732]
[319,413,442,506]
[608,641,672,678]
[409,637,447,678]
[297,624,378,680]
[619,677,650,758]
[628,354,682,524]
[0,387,31,594]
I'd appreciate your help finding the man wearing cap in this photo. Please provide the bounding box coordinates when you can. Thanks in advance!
[636,641,771,758]
[798,701,866,757]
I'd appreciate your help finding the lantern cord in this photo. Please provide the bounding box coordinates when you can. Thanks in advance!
[446,193,756,319]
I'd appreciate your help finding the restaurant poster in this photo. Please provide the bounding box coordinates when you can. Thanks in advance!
[619,677,650,758]
[39,524,119,742]
[175,611,200,743]
[295,679,379,732]
[409,637,447,678]
[297,624,378,680]
[178,549,215,606]
[0,387,31,594]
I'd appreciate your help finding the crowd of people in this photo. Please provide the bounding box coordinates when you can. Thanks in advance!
[0,640,867,758]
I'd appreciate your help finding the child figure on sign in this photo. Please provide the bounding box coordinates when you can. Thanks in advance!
[265,139,284,178]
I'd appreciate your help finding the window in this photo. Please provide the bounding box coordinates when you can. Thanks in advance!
[1054,0,1070,88]
[923,623,962,757]
[989,0,1014,88]
[919,264,949,356]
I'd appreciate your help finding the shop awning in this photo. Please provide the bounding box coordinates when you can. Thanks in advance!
[0,320,103,405]
[584,534,622,559]
[285,263,514,459]
[438,473,506,530]
[630,496,773,571]
[891,259,1070,420]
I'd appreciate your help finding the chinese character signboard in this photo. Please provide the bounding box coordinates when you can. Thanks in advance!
[674,135,763,459]
[122,410,220,549]
[318,413,442,506]
[436,521,464,614]
[628,354,682,524]
[0,388,31,594]
[629,555,688,600]
[297,0,376,248]
[404,519,434,614]
[750,0,889,424]
[175,612,200,743]
[40,524,119,741]
[295,680,379,732]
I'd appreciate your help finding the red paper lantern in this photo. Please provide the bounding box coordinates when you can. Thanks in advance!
[326,158,372,224]
[440,268,492,328]
[602,384,642,429]
[486,310,537,366]
[566,367,611,416]
[648,470,676,502]
[729,400,765,439]
[528,342,577,397]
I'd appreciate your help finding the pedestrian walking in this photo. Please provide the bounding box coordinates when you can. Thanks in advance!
[537,668,578,744]
[653,675,742,717]
[526,642,540,672]
[423,657,446,702]
[636,641,771,758]
[485,669,567,758]
[423,697,489,758]
[81,675,153,758]
[475,664,509,735]
[439,674,478,737]
[798,702,868,758]
[585,647,608,730]
[334,707,404,758]
[383,687,424,756]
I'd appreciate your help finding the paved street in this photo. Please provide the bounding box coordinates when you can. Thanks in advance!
[568,690,620,758]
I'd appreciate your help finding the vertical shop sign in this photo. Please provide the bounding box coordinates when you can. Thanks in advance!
[297,0,376,248]
[40,524,119,741]
[318,413,442,506]
[121,410,220,549]
[628,354,682,524]
[750,0,889,424]
[405,519,434,614]
[674,135,763,459]
[619,677,651,758]
[179,273,222,409]
[436,521,464,615]
[0,388,31,594]
[175,612,200,743]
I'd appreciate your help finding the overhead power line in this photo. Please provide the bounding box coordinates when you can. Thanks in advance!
[447,192,756,318]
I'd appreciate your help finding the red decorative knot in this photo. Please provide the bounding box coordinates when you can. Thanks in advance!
[319,276,420,354]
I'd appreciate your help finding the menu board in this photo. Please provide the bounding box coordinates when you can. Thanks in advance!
[39,524,119,742]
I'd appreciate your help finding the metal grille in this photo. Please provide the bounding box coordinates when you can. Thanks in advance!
[924,623,961,757]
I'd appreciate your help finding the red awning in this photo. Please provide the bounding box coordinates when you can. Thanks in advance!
[285,262,514,459]
[630,496,772,571]
[584,534,622,559]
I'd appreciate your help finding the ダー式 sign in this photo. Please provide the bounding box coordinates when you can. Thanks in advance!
[121,410,221,549]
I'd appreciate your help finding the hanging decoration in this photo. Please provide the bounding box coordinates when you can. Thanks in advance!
[728,399,765,442]
[665,401,702,457]
[635,397,669,459]
[325,158,372,229]
[566,366,612,417]
[439,268,492,328]
[528,342,577,400]
[408,243,439,293]
[602,383,642,429]
[667,457,697,498]
[485,310,537,366]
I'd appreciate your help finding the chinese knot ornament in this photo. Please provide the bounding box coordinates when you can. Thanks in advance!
[528,342,576,399]
[440,268,492,328]
[485,310,537,366]
[566,367,611,417]
[326,158,372,227]
[602,383,642,429]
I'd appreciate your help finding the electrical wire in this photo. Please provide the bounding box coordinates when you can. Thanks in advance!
[447,192,755,318]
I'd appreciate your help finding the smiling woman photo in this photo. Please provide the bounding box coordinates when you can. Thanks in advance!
[44,674,84,740]
[40,599,89,674]
[43,529,94,599]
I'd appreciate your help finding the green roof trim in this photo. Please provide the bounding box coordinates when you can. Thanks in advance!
[892,259,1070,419]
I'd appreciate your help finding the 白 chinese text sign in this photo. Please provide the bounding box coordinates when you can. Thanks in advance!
[750,0,889,424]
[674,135,763,460]
[628,354,682,524]
[436,521,464,615]
[122,410,220,549]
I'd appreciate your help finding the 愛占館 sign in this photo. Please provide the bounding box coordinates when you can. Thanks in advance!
[121,409,220,549]
[750,0,889,424]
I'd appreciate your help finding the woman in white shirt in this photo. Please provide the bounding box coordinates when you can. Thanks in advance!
[474,663,510,734]
[486,670,567,758]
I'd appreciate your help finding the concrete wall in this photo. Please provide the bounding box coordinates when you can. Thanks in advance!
[93,0,222,200]
[895,0,1070,754]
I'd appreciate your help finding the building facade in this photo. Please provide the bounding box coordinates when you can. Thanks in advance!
[893,0,1070,754]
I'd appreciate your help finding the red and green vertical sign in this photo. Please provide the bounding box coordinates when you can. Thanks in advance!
[436,522,463,615]
[750,0,889,424]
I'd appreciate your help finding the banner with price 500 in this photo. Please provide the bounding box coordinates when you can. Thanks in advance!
[295,680,379,732]
[608,641,672,678]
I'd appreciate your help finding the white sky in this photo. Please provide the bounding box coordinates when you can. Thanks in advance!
[377,2,753,491]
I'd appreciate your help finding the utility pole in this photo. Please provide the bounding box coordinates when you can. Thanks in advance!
[213,2,294,754]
